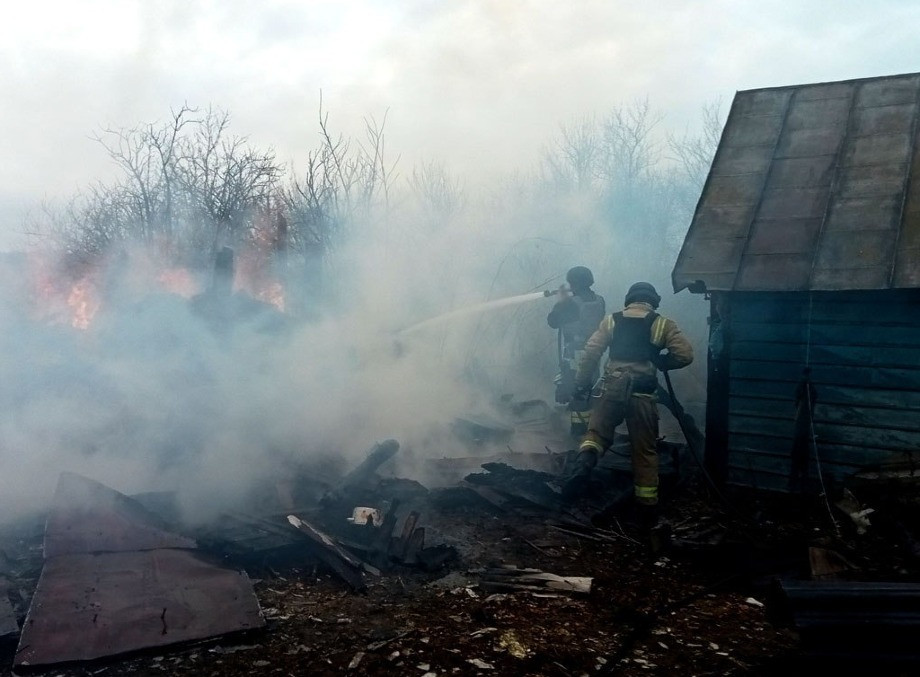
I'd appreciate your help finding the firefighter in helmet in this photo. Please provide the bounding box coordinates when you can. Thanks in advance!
[565,282,693,526]
[546,266,606,436]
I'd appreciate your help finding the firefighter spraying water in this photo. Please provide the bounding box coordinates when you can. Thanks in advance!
[397,289,556,336]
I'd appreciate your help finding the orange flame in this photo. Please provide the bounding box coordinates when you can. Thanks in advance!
[157,268,199,298]
[66,278,100,330]
[256,281,285,311]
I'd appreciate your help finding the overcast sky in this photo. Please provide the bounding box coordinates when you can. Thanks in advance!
[1,0,919,248]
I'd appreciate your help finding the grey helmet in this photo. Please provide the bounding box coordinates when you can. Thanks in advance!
[624,282,661,308]
[565,266,594,291]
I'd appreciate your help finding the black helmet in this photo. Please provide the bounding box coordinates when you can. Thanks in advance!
[624,282,661,308]
[565,266,594,290]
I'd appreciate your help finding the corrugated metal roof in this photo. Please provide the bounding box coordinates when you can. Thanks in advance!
[673,72,920,292]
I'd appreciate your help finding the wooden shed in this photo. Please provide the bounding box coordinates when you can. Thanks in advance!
[672,72,920,492]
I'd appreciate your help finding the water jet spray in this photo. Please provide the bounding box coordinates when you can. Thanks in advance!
[398,289,558,336]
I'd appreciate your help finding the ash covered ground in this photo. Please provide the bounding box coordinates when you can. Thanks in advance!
[4,424,920,677]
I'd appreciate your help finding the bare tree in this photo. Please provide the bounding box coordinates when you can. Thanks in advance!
[282,97,398,299]
[667,99,724,212]
[176,107,281,261]
[542,115,600,192]
[409,160,464,222]
[599,99,663,184]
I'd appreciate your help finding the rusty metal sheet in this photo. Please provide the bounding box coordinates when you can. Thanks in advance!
[44,472,196,557]
[722,113,785,148]
[851,103,917,137]
[14,549,264,668]
[813,229,897,270]
[709,144,775,176]
[765,156,836,189]
[673,71,920,293]
[824,195,902,233]
[735,253,813,291]
[774,126,847,159]
[855,74,920,107]
[835,162,908,200]
[842,132,913,167]
[757,186,829,220]
[793,82,853,102]
[894,247,920,286]
[730,88,793,117]
[746,217,823,255]
[785,96,852,130]
[698,172,766,207]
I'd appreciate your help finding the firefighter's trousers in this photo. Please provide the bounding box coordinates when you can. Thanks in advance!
[578,374,660,505]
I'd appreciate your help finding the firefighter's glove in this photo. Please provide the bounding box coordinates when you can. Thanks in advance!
[571,384,592,402]
[652,353,670,372]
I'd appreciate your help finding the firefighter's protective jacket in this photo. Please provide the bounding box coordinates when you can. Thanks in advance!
[574,302,693,388]
[547,291,606,359]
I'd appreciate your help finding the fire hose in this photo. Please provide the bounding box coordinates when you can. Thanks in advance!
[661,369,751,523]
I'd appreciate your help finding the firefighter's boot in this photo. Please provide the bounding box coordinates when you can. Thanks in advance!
[560,448,598,500]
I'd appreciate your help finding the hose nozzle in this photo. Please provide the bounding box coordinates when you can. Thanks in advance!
[543,284,570,297]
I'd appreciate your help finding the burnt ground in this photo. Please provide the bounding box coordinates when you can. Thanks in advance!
[4,441,920,676]
[1,480,866,677]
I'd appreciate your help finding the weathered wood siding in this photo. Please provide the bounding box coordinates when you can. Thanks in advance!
[715,290,920,491]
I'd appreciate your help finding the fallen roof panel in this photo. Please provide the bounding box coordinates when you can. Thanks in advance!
[44,472,196,557]
[15,549,264,668]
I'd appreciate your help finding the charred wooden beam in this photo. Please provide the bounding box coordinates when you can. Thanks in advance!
[286,515,369,592]
[323,440,400,504]
[770,579,920,660]
[393,511,420,562]
[479,566,592,595]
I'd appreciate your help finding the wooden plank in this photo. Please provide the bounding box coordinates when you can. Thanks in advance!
[479,567,592,595]
[729,296,920,326]
[729,360,920,390]
[729,396,795,420]
[730,396,920,432]
[730,380,920,410]
[731,342,920,369]
[731,290,920,326]
[728,415,795,440]
[728,434,909,467]
[730,321,920,345]
[729,411,920,453]
[727,467,791,492]
[815,403,920,433]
